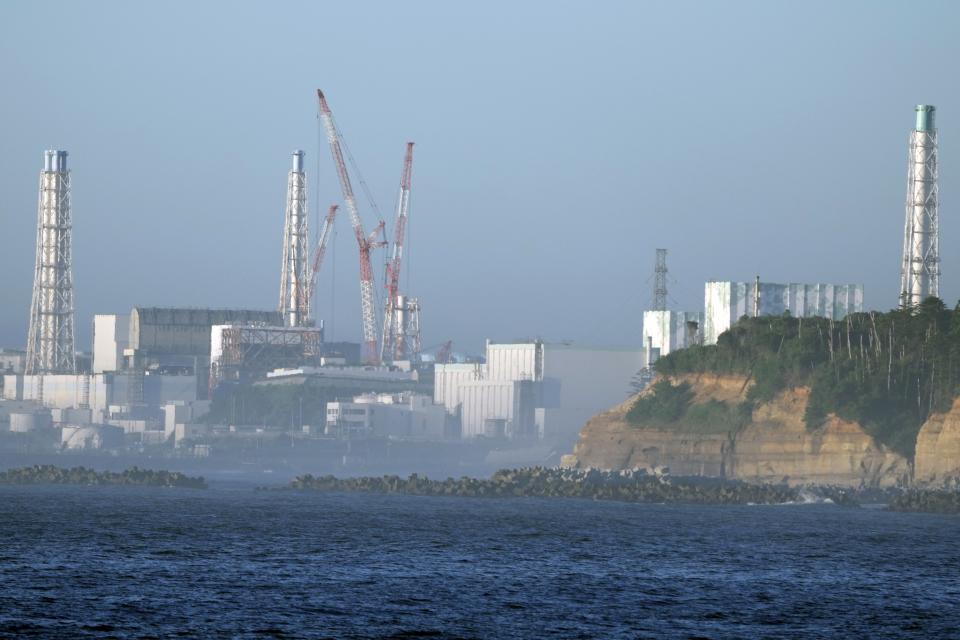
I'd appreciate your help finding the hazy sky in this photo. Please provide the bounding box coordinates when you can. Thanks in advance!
[1,1,958,354]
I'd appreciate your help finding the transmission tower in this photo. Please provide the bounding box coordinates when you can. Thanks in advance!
[899,105,940,308]
[25,150,77,375]
[653,249,668,311]
[278,151,309,327]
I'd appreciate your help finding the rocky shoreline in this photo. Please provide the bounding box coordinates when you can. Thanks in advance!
[0,465,207,489]
[887,489,960,514]
[271,467,960,513]
[274,467,849,506]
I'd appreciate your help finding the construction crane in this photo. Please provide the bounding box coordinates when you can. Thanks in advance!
[316,89,386,363]
[380,142,415,363]
[436,340,453,364]
[304,204,338,322]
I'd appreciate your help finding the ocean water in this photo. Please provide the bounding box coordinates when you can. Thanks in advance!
[0,486,957,639]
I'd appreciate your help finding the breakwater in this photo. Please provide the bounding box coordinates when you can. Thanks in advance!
[282,467,803,505]
[0,465,207,489]
[888,489,960,514]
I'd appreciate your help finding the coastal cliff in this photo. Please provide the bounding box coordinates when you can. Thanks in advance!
[729,386,907,486]
[914,398,960,487]
[565,305,960,487]
[565,374,910,487]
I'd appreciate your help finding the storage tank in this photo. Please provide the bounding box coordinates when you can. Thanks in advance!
[60,424,123,450]
[10,411,53,432]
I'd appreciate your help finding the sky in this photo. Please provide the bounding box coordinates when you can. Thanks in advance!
[1,1,958,355]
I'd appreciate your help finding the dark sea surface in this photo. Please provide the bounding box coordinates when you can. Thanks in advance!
[0,486,958,639]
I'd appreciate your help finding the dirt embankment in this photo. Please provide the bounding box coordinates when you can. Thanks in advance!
[914,397,960,487]
[564,373,911,488]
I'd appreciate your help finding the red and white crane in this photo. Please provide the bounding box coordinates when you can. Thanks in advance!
[380,142,415,362]
[316,89,386,363]
[304,203,338,322]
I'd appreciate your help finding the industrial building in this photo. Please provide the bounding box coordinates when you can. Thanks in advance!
[92,307,284,398]
[642,310,703,359]
[703,281,864,345]
[2,372,199,424]
[92,314,128,374]
[209,323,323,387]
[260,365,422,396]
[640,249,703,362]
[125,307,282,369]
[163,401,210,446]
[325,392,447,440]
[434,340,645,442]
[3,373,110,418]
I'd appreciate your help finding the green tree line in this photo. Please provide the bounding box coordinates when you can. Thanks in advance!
[644,297,960,457]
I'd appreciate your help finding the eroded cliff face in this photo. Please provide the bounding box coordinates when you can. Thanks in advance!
[563,374,740,477]
[915,398,960,487]
[730,387,908,487]
[566,374,910,487]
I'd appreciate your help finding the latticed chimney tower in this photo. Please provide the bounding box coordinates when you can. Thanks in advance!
[25,150,77,375]
[899,105,940,308]
[278,150,308,327]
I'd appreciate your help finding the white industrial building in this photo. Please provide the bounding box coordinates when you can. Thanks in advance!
[2,372,198,424]
[3,374,112,419]
[703,281,864,345]
[164,401,211,445]
[434,340,645,443]
[642,310,703,359]
[93,314,129,374]
[326,392,447,440]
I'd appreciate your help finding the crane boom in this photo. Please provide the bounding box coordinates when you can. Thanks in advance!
[388,142,414,298]
[380,143,415,362]
[317,89,382,363]
[305,204,338,316]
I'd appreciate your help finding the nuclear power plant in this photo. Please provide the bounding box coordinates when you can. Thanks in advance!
[0,98,946,470]
[900,104,941,308]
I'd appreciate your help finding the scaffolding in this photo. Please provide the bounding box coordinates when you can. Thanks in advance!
[209,324,322,390]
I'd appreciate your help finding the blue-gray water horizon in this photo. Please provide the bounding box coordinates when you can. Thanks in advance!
[1,485,957,638]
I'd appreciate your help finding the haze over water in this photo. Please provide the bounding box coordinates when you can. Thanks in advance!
[2,1,959,353]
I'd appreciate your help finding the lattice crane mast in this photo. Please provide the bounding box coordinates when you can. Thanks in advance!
[380,142,415,362]
[304,204,338,321]
[316,89,386,363]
